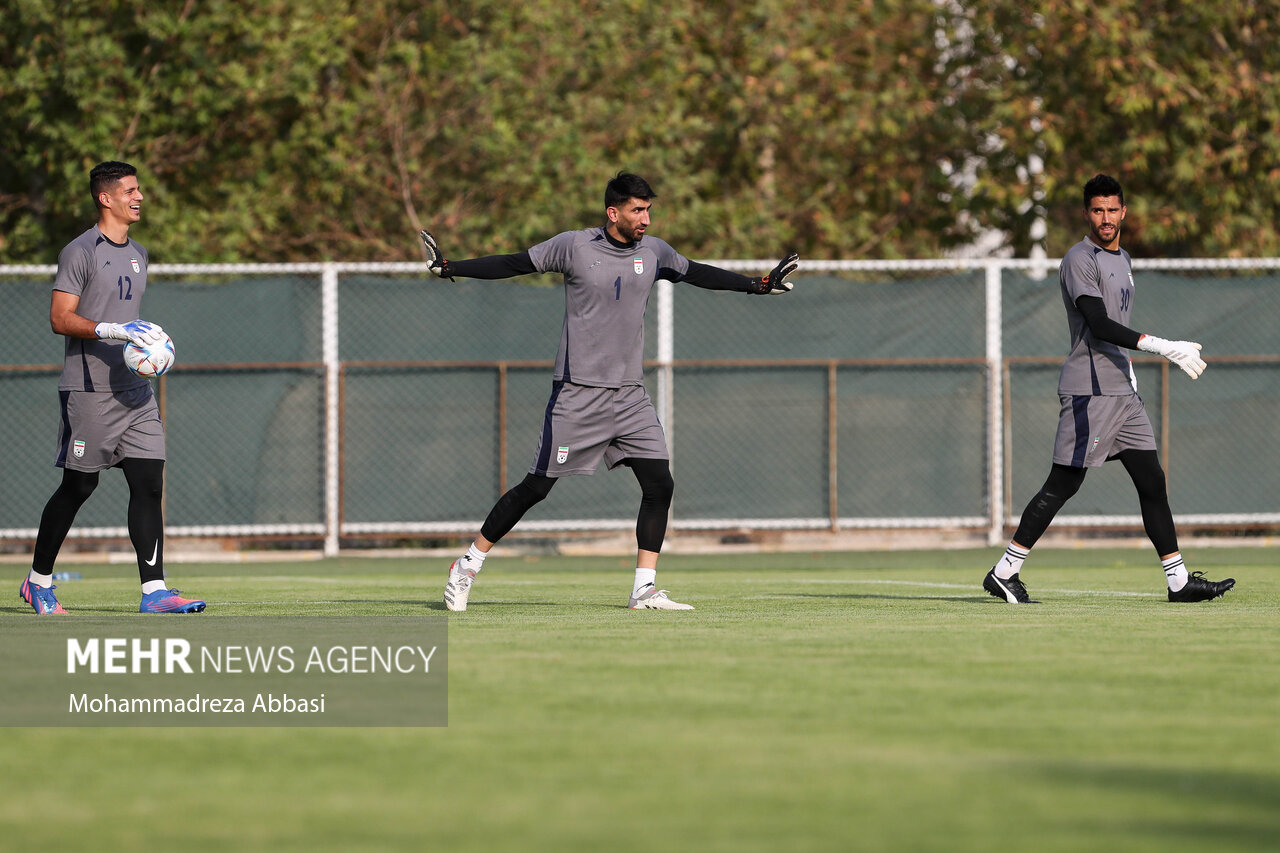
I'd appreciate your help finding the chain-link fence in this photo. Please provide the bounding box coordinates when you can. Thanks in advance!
[2,258,1278,554]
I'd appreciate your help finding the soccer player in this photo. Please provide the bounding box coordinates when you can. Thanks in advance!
[19,161,206,615]
[422,172,798,611]
[984,174,1235,605]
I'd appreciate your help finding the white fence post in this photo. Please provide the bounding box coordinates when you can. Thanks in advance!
[656,279,675,464]
[322,265,341,557]
[985,261,1004,546]
[656,279,675,530]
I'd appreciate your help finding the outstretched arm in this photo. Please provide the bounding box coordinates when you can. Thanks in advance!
[420,230,536,281]
[678,253,799,295]
[447,253,537,279]
[1076,295,1205,379]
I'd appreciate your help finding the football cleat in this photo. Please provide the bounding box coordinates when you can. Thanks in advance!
[627,585,694,610]
[1168,572,1235,603]
[20,578,67,615]
[983,569,1037,604]
[140,589,206,613]
[444,560,476,612]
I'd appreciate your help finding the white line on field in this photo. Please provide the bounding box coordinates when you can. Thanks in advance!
[739,578,1160,598]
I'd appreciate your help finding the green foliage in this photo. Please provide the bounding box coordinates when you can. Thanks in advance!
[3,1,1279,261]
[952,2,1280,257]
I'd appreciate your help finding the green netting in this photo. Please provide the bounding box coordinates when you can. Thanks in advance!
[148,276,323,364]
[836,366,988,519]
[3,263,1279,541]
[164,371,324,526]
[675,271,985,359]
[672,367,830,520]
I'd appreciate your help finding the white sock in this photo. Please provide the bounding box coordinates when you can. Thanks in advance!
[1163,553,1189,592]
[459,543,487,573]
[27,570,53,589]
[993,543,1030,580]
[633,568,656,597]
[141,580,167,595]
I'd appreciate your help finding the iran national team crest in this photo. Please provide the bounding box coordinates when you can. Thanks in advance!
[130,257,141,273]
[557,445,569,464]
[1127,272,1135,288]
[73,439,86,459]
[633,257,644,275]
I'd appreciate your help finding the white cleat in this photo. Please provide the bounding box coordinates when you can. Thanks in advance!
[444,560,476,611]
[627,585,694,610]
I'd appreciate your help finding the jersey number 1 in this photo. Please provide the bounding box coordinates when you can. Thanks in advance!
[613,276,621,301]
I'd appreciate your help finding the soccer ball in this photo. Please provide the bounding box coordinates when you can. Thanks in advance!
[123,333,176,378]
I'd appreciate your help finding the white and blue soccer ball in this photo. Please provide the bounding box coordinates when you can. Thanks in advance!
[123,333,176,378]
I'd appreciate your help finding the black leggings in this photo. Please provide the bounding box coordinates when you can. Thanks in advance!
[479,473,557,543]
[1012,449,1178,555]
[623,458,675,553]
[33,459,166,582]
[479,458,675,553]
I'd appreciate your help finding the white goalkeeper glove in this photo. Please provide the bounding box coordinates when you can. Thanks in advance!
[95,319,165,347]
[1138,335,1205,379]
[419,229,455,281]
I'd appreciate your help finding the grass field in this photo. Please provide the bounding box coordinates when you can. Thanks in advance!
[3,546,1278,852]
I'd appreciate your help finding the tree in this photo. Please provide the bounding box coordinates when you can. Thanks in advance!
[3,0,1278,262]
[947,1,1280,257]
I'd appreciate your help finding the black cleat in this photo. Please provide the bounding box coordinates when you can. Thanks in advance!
[984,569,1037,604]
[1168,572,1236,602]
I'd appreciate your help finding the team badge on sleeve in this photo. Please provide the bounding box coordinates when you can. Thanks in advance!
[633,257,644,275]
[557,446,569,464]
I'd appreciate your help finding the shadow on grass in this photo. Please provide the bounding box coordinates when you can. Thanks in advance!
[1022,759,1280,844]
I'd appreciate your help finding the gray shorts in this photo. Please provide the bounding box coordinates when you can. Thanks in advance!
[1052,393,1156,468]
[56,385,166,472]
[529,382,669,476]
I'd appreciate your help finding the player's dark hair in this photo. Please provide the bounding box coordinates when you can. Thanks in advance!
[90,161,137,206]
[604,172,656,209]
[1083,174,1123,207]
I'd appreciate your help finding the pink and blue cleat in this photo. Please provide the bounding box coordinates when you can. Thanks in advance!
[140,588,206,613]
[19,578,67,615]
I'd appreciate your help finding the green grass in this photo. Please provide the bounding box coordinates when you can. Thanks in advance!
[3,547,1278,852]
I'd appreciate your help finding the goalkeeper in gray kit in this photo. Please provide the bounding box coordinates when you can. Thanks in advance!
[420,172,798,611]
[985,174,1234,605]
[21,161,205,616]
